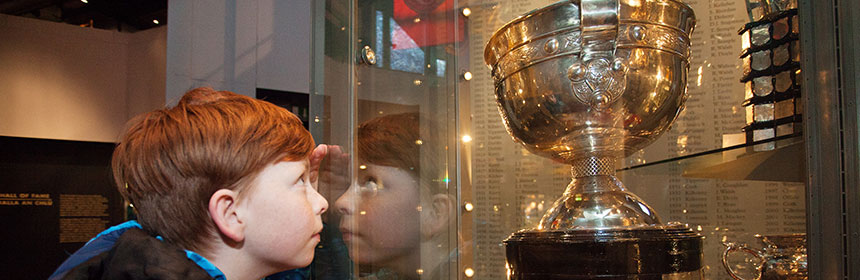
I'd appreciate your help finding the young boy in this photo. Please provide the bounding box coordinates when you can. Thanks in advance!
[49,87,328,280]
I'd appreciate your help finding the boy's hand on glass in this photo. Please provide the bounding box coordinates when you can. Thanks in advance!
[309,144,329,189]
[318,145,350,195]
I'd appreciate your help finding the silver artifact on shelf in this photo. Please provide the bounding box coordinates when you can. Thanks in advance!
[722,234,808,280]
[740,8,802,152]
[484,0,701,278]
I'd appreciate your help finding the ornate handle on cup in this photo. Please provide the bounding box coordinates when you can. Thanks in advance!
[722,242,765,280]
[568,0,627,110]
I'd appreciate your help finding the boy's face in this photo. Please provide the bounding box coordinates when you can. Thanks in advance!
[334,163,421,266]
[239,160,328,270]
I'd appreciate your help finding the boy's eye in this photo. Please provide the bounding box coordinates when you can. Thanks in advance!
[358,177,379,196]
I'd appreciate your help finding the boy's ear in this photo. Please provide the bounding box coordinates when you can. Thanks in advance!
[421,194,454,239]
[209,189,245,243]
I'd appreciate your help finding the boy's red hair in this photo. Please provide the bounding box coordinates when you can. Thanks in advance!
[357,112,443,194]
[112,87,314,252]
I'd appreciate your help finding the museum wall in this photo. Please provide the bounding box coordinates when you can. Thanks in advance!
[0,14,166,143]
[126,26,168,121]
[165,0,312,102]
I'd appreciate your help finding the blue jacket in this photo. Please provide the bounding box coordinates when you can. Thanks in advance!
[49,221,309,280]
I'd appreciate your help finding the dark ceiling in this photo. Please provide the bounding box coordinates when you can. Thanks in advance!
[0,0,167,32]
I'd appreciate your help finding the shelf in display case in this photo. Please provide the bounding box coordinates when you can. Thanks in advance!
[618,134,805,182]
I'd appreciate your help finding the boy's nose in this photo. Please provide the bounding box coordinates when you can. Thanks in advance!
[311,187,328,215]
[334,189,355,216]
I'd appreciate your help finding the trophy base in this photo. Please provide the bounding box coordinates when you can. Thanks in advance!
[504,224,704,280]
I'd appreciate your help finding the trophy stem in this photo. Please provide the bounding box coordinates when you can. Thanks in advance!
[541,154,662,229]
[570,155,617,178]
[562,155,628,195]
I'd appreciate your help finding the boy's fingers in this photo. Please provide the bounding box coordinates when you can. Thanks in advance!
[311,144,328,162]
[309,144,328,183]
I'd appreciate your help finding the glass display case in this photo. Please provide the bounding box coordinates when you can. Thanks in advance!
[309,0,860,279]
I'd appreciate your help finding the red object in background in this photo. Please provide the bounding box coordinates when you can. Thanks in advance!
[392,0,464,49]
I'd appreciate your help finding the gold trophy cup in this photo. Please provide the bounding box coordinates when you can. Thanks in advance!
[484,0,702,278]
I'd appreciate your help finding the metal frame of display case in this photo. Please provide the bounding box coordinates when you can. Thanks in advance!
[801,0,860,278]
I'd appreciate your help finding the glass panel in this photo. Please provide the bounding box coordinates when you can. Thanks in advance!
[461,2,579,278]
[310,1,356,279]
[311,0,461,279]
[312,0,807,279]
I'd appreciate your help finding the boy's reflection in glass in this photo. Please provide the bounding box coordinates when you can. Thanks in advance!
[334,112,456,280]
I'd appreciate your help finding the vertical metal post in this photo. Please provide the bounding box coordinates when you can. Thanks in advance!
[801,0,860,277]
[310,0,326,143]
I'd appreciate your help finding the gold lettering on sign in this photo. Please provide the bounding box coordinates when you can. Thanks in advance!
[0,193,52,206]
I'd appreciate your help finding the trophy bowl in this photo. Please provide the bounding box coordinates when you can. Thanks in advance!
[485,0,703,278]
[485,0,696,164]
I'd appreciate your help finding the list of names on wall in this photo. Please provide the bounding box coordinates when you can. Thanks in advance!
[467,0,566,278]
[623,0,807,278]
[59,194,110,243]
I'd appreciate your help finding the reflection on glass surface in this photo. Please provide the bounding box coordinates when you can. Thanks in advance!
[335,113,456,280]
[313,0,459,279]
[390,17,425,73]
[435,59,446,77]
[375,11,385,68]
